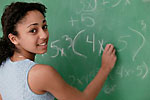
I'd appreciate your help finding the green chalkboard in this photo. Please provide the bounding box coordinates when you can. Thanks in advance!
[1,0,150,100]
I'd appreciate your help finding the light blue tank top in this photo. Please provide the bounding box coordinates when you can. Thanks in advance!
[0,58,55,100]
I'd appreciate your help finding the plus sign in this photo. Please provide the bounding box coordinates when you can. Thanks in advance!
[68,17,78,27]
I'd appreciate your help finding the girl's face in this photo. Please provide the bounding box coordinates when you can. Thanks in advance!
[14,10,49,55]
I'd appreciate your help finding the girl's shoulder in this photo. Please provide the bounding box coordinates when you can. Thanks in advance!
[28,64,58,94]
[29,64,57,80]
[30,64,56,74]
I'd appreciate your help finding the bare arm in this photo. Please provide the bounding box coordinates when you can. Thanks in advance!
[28,44,116,100]
[83,44,116,99]
[0,93,2,100]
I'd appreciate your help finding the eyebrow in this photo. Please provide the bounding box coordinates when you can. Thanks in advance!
[27,19,47,28]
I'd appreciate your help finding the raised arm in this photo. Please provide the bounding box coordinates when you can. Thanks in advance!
[0,93,2,100]
[28,44,117,100]
[83,44,116,99]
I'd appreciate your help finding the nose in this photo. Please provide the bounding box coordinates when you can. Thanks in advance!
[39,28,48,40]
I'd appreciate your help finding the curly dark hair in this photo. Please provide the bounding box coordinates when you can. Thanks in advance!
[0,2,47,65]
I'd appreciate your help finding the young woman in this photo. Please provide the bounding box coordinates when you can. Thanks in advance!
[0,2,117,100]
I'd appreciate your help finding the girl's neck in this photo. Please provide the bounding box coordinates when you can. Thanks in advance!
[10,51,35,62]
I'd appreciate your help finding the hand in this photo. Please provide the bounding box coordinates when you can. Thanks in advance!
[101,44,117,72]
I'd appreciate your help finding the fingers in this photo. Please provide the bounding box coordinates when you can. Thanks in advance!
[112,48,116,55]
[104,44,111,52]
[104,44,115,55]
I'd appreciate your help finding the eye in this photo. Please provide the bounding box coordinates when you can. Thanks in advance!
[30,29,37,33]
[42,25,48,30]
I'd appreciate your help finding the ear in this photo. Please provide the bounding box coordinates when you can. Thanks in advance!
[8,33,19,45]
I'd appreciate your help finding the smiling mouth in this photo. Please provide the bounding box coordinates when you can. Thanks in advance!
[37,42,47,46]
